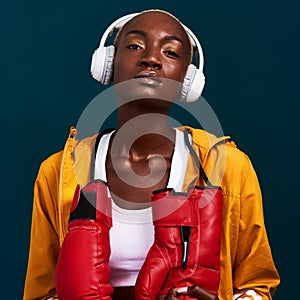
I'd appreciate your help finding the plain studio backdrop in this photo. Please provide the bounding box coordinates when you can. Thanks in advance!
[0,0,298,298]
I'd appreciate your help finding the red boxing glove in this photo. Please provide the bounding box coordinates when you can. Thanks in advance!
[135,187,222,300]
[55,180,113,300]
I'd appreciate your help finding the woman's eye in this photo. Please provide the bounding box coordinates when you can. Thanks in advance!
[164,50,179,57]
[127,44,142,50]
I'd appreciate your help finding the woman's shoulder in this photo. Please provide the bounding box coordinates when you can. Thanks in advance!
[183,126,244,155]
[38,130,99,176]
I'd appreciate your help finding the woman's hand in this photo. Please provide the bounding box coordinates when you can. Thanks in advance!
[161,285,219,300]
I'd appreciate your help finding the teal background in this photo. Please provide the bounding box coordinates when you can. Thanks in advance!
[1,0,298,298]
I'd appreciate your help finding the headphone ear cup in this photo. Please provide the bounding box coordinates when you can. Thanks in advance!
[90,45,115,85]
[179,64,205,103]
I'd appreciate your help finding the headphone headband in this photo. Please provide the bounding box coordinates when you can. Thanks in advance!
[98,13,139,48]
[97,12,204,72]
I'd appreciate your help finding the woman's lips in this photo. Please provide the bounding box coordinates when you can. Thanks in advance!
[134,71,163,86]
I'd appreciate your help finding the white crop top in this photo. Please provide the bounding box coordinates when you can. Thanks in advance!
[94,129,190,287]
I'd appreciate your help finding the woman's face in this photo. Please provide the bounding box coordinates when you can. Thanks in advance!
[112,11,192,101]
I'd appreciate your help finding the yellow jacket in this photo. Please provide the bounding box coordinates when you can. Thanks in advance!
[23,126,280,300]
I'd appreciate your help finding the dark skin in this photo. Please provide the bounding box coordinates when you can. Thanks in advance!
[105,11,218,300]
[161,286,219,300]
[108,10,190,208]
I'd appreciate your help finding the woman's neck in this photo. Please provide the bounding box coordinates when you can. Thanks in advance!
[116,99,172,127]
[114,99,175,155]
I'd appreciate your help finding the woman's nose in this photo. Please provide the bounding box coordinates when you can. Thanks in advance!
[139,48,162,69]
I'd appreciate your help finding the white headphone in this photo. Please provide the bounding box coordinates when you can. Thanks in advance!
[90,12,205,103]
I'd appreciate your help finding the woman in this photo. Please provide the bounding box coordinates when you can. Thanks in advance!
[23,10,280,300]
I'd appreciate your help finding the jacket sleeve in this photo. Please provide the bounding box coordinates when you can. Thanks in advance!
[232,154,280,299]
[23,153,62,300]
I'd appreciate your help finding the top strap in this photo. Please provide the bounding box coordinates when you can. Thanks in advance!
[90,128,115,181]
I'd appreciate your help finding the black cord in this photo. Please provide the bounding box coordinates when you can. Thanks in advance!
[183,130,212,186]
